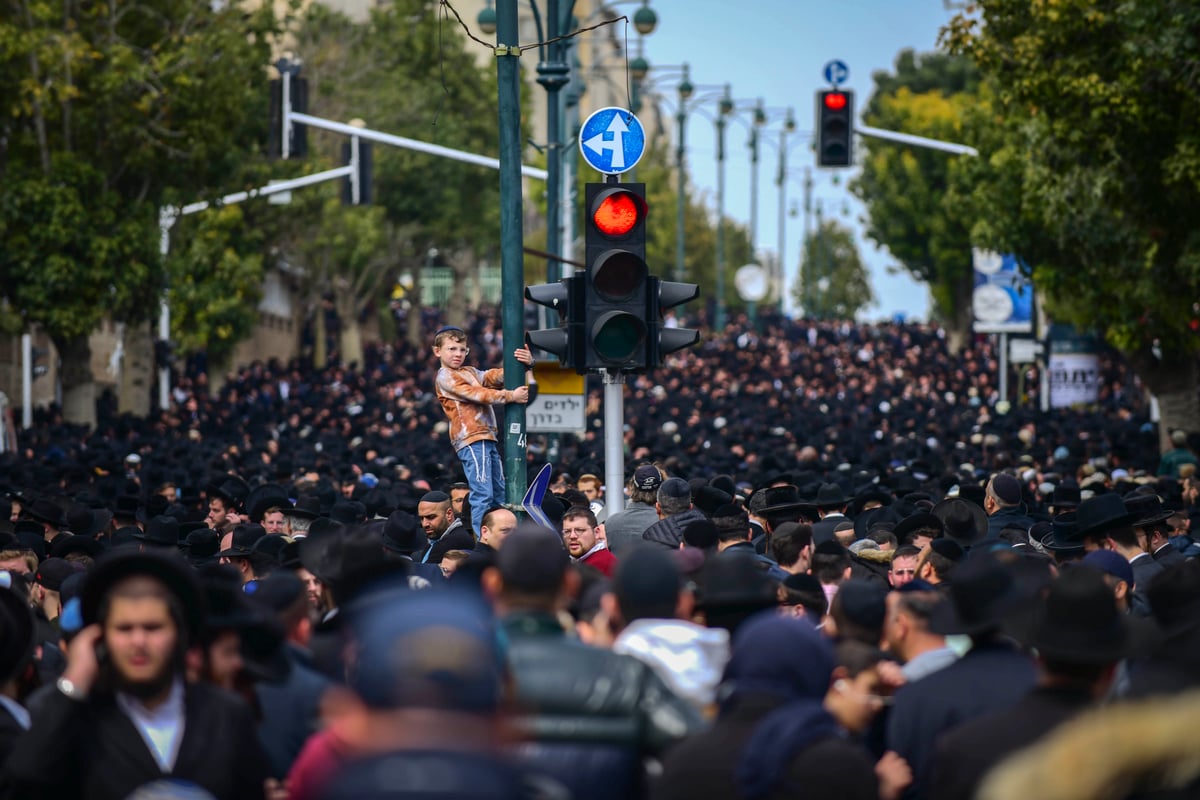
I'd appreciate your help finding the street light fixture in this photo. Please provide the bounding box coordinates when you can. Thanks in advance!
[478,0,497,34]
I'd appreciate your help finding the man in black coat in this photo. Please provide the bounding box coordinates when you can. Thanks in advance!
[3,550,269,800]
[886,551,1038,799]
[928,566,1134,800]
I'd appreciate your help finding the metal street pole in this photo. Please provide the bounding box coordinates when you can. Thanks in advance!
[537,0,568,286]
[776,125,787,315]
[675,72,688,283]
[603,370,626,519]
[496,0,528,506]
[715,84,731,331]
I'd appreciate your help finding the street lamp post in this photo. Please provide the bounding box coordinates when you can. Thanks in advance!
[715,85,731,331]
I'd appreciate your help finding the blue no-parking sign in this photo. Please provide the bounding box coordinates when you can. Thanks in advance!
[579,106,646,176]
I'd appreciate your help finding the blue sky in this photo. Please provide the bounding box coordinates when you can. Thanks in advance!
[632,0,956,320]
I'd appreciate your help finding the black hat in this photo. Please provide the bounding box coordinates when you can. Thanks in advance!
[82,550,205,639]
[26,498,64,528]
[814,483,849,509]
[278,540,302,570]
[330,500,367,526]
[181,529,220,568]
[34,558,82,593]
[696,552,777,613]
[1049,483,1081,509]
[657,478,691,500]
[210,475,250,510]
[135,515,180,547]
[0,586,35,683]
[929,538,965,562]
[693,485,733,518]
[65,505,112,539]
[632,465,663,492]
[1040,511,1085,553]
[682,519,719,550]
[14,525,46,563]
[49,533,105,560]
[1123,493,1173,529]
[1007,566,1133,664]
[1074,494,1133,540]
[893,512,944,544]
[298,521,345,584]
[929,552,1024,636]
[288,494,321,521]
[245,484,292,523]
[245,571,305,615]
[113,493,141,522]
[382,511,425,556]
[249,534,288,565]
[989,473,1023,506]
[758,485,814,518]
[217,524,266,559]
[932,497,987,546]
[848,486,893,518]
[136,495,170,525]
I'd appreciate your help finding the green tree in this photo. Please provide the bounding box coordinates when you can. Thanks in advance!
[944,0,1200,444]
[0,0,279,424]
[291,1,514,349]
[795,219,875,320]
[850,49,981,351]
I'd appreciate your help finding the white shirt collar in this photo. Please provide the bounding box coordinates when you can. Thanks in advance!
[116,677,186,772]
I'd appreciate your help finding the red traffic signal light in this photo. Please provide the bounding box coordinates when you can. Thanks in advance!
[590,188,647,238]
[822,92,848,112]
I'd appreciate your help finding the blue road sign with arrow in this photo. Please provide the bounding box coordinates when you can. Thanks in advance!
[823,59,850,87]
[579,106,646,176]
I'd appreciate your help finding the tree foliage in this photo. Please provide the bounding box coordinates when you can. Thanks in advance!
[795,219,875,320]
[0,0,280,421]
[850,49,980,343]
[943,0,1200,435]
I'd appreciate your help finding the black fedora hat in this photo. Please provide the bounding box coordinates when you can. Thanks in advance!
[758,485,816,519]
[245,484,292,523]
[217,524,266,559]
[66,505,113,539]
[1123,493,1173,529]
[382,510,425,556]
[113,493,141,522]
[1007,566,1133,664]
[932,497,987,546]
[81,550,205,638]
[135,516,180,547]
[1040,511,1084,552]
[49,533,106,560]
[287,494,321,521]
[14,525,47,563]
[135,495,170,525]
[330,500,367,527]
[1049,483,1081,510]
[210,475,250,510]
[929,552,1026,636]
[893,512,945,544]
[26,498,64,528]
[1074,494,1133,540]
[814,482,850,510]
[848,485,893,518]
[0,585,35,684]
[180,529,220,568]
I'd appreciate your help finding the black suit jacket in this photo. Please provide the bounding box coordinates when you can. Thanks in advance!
[1130,553,1165,617]
[1153,543,1186,569]
[4,681,269,800]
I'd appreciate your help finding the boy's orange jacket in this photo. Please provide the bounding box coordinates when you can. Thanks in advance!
[435,365,516,451]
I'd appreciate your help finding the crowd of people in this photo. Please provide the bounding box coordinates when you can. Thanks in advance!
[0,310,1196,799]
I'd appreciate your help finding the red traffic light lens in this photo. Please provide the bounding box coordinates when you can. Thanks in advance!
[592,191,644,237]
[823,92,848,112]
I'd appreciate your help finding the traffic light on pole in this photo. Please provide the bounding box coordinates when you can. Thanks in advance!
[648,277,699,367]
[816,89,854,167]
[584,183,650,372]
[524,276,582,369]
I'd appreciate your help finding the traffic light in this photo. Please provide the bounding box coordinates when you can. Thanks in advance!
[154,339,176,371]
[584,182,650,372]
[268,73,308,159]
[524,276,582,369]
[30,347,48,380]
[648,278,699,367]
[816,89,854,167]
[341,139,373,205]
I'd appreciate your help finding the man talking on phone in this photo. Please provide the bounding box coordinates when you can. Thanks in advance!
[2,550,269,799]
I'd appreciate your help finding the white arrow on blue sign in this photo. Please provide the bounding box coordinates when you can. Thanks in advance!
[579,106,646,176]
[823,59,850,87]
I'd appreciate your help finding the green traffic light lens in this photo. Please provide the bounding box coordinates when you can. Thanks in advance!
[592,312,646,363]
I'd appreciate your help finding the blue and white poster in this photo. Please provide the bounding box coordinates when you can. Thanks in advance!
[971,249,1034,334]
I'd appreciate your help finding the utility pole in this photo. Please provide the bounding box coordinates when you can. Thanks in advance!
[496,0,528,506]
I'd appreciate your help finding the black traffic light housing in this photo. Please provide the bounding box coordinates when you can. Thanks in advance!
[816,89,854,167]
[648,278,700,366]
[268,75,308,160]
[341,139,373,205]
[524,276,583,369]
[584,182,650,372]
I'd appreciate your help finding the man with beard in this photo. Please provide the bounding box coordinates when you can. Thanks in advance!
[2,550,270,799]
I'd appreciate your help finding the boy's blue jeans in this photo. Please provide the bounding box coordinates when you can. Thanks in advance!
[457,440,505,536]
